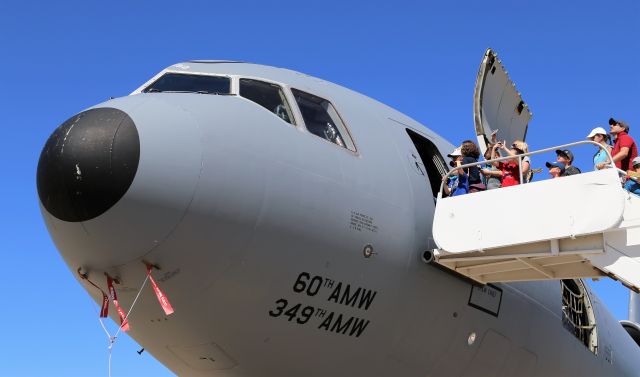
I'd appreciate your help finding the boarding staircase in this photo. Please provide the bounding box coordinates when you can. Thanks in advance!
[432,141,640,292]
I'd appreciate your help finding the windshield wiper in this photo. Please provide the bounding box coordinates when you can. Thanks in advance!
[190,90,234,95]
[144,89,233,95]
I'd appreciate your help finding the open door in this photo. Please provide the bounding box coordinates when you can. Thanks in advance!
[473,48,532,155]
[406,129,448,200]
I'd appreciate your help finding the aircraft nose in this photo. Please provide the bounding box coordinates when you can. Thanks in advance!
[39,97,202,269]
[37,108,140,222]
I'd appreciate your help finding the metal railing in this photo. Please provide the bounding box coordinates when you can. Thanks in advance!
[438,140,622,199]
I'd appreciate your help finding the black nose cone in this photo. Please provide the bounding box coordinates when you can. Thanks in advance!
[37,108,140,222]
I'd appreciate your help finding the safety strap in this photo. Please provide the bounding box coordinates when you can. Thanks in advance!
[146,264,174,316]
[107,275,130,332]
[79,264,174,377]
[77,268,109,318]
[79,265,158,377]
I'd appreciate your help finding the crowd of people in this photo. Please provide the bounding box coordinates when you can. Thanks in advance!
[442,117,639,197]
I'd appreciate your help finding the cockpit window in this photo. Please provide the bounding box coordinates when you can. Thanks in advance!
[143,73,231,94]
[239,79,295,125]
[291,89,355,151]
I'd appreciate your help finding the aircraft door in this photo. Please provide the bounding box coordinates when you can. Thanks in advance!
[386,120,448,252]
[473,48,532,156]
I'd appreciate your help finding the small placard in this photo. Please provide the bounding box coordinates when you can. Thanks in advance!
[468,284,503,317]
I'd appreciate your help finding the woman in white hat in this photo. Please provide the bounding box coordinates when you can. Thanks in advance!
[587,127,612,170]
[442,147,468,196]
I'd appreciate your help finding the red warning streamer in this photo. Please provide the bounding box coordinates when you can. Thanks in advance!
[147,265,174,316]
[77,268,109,318]
[107,275,130,332]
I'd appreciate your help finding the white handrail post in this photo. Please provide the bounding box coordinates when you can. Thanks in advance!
[518,155,524,184]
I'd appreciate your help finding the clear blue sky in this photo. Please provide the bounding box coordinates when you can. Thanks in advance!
[1,1,638,376]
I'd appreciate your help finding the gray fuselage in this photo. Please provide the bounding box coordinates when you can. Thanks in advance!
[39,62,640,376]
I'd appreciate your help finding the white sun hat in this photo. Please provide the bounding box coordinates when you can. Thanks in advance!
[447,147,462,158]
[586,127,608,139]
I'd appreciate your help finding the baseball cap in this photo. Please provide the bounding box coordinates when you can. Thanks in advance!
[447,147,462,158]
[555,149,574,162]
[610,117,630,131]
[633,157,640,167]
[586,127,608,139]
[546,161,565,173]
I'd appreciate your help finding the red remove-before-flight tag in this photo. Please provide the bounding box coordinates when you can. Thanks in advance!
[107,275,130,332]
[77,269,109,318]
[147,265,174,316]
[99,292,109,318]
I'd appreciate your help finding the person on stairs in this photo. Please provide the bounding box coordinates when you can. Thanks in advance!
[460,140,485,192]
[442,148,469,197]
[481,141,522,187]
[587,127,612,170]
[624,157,640,195]
[546,161,565,179]
[610,117,638,171]
[555,149,581,176]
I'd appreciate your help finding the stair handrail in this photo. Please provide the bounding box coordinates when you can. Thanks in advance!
[438,139,624,199]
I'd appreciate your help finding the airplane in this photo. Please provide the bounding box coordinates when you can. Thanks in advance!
[36,49,640,376]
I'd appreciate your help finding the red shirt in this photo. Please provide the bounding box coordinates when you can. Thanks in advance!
[612,131,638,171]
[499,161,520,187]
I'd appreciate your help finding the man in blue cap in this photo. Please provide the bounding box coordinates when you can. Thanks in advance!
[546,161,565,179]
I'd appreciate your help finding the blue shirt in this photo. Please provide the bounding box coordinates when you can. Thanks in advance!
[448,173,469,196]
[593,149,609,170]
[624,179,640,195]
